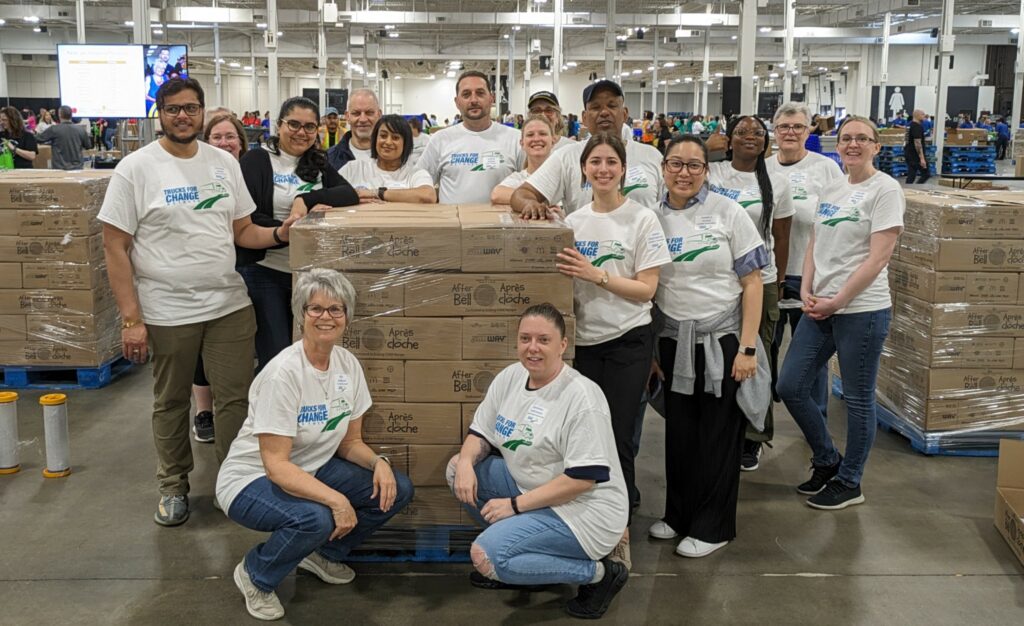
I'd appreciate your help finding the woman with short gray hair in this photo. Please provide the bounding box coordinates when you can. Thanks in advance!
[216,268,413,621]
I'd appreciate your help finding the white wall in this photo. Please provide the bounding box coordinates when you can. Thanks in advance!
[6,65,58,98]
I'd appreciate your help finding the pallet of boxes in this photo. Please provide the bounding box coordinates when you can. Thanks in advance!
[877,188,1024,453]
[0,171,123,387]
[289,203,574,559]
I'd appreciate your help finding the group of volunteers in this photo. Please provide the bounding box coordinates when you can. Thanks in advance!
[97,72,902,621]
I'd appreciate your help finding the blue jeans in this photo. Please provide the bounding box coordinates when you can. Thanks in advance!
[238,263,293,374]
[772,275,828,418]
[777,308,891,488]
[459,456,596,585]
[227,457,414,592]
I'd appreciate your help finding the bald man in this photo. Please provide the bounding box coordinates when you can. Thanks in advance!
[904,108,929,184]
[326,88,382,171]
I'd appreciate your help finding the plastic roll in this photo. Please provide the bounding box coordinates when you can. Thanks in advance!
[0,392,19,475]
[40,394,71,479]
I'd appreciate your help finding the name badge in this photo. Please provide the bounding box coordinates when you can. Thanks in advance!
[696,215,720,231]
[335,374,349,392]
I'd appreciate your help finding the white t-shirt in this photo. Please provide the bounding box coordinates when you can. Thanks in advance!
[469,362,628,560]
[692,121,705,134]
[707,161,795,284]
[409,133,431,168]
[97,141,255,326]
[813,171,904,314]
[766,152,845,285]
[339,159,433,192]
[621,123,634,143]
[553,136,576,152]
[350,145,372,161]
[496,169,530,191]
[565,198,671,345]
[526,140,664,214]
[260,150,323,274]
[656,192,765,322]
[216,342,372,511]
[417,122,522,204]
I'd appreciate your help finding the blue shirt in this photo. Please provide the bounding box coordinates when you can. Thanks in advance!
[997,122,1011,140]
[922,119,933,136]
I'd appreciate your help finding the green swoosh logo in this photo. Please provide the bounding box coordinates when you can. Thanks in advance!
[470,164,486,171]
[822,216,860,227]
[622,183,648,195]
[673,245,720,262]
[321,410,352,432]
[592,254,625,267]
[193,193,229,211]
[297,182,317,192]
[501,438,532,451]
[738,199,763,208]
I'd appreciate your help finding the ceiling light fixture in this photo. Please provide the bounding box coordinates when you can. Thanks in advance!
[759,26,771,33]
[256,22,267,29]
[388,32,398,38]
[25,16,41,24]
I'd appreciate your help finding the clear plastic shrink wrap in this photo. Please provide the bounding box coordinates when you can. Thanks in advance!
[289,203,575,541]
[0,171,121,367]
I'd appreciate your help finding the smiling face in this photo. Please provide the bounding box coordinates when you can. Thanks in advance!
[325,113,340,132]
[375,122,404,162]
[582,89,627,135]
[455,76,494,122]
[159,88,204,145]
[302,291,348,345]
[207,119,242,159]
[517,315,567,381]
[774,112,810,155]
[663,140,708,206]
[582,143,625,193]
[729,117,766,161]
[278,105,318,157]
[520,119,554,161]
[836,119,880,170]
[346,92,381,143]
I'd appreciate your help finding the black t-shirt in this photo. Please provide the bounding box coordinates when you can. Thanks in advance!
[905,121,925,155]
[1,130,38,168]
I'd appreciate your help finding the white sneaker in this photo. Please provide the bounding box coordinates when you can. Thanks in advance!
[675,537,729,558]
[233,561,285,621]
[298,552,356,585]
[648,520,679,540]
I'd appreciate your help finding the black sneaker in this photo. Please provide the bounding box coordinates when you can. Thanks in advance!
[469,571,551,592]
[740,441,762,472]
[796,456,843,495]
[564,558,629,620]
[807,479,865,510]
[193,411,215,443]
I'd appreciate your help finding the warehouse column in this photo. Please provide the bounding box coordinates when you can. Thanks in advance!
[782,0,794,101]
[876,12,891,123]
[318,0,327,112]
[76,0,86,43]
[1012,2,1024,146]
[267,0,280,130]
[605,0,616,80]
[523,36,531,112]
[345,51,353,95]
[651,31,659,116]
[214,24,223,107]
[663,82,669,116]
[0,56,8,102]
[250,36,259,112]
[737,0,757,114]
[131,0,150,44]
[508,29,516,95]
[553,0,563,96]
[700,19,711,114]
[934,0,954,166]
[496,38,502,115]
[857,46,870,118]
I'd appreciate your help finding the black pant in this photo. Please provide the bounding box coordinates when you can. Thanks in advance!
[660,334,746,543]
[905,152,929,183]
[574,324,653,523]
[997,136,1009,160]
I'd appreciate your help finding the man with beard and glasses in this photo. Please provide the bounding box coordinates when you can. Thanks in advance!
[418,70,522,204]
[326,89,381,171]
[99,78,298,527]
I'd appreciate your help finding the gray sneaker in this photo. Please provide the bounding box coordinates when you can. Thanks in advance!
[233,561,285,621]
[154,495,189,526]
[297,551,356,584]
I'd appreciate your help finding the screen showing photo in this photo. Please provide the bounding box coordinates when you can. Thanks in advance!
[145,45,189,117]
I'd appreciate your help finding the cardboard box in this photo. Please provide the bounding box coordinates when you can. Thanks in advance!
[994,439,1024,568]
[366,443,409,476]
[0,288,114,315]
[879,352,1024,400]
[407,444,461,486]
[32,144,51,169]
[898,231,1024,272]
[389,487,465,527]
[0,338,121,366]
[0,171,110,209]
[0,208,103,237]
[945,129,989,146]
[0,315,26,341]
[462,316,576,359]
[1012,338,1024,369]
[888,260,1018,304]
[937,178,1008,191]
[405,273,573,317]
[903,191,1024,239]
[894,295,1024,337]
[25,307,120,342]
[289,210,461,271]
[876,377,1024,431]
[885,321,1015,368]
[362,403,462,444]
[345,271,406,318]
[405,360,510,402]
[458,206,574,272]
[340,317,462,360]
[461,403,480,437]
[0,263,21,288]
[0,233,104,263]
[21,261,107,290]
[360,360,405,402]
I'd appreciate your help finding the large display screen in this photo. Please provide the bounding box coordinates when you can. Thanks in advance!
[57,44,189,119]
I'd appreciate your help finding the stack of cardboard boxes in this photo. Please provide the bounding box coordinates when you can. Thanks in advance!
[0,171,120,367]
[880,189,1024,436]
[290,204,574,527]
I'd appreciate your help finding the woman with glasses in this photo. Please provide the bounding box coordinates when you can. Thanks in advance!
[777,116,902,511]
[491,115,557,205]
[217,268,413,621]
[339,114,436,204]
[648,136,768,558]
[237,97,360,372]
[708,116,794,472]
[766,103,845,420]
[205,113,247,160]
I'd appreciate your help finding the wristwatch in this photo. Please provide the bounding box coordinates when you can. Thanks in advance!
[740,346,757,356]
[598,270,610,286]
[121,319,143,329]
[377,187,387,200]
[375,454,392,468]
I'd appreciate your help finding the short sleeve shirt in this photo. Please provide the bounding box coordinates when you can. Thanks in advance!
[339,159,433,191]
[259,150,323,274]
[417,122,522,204]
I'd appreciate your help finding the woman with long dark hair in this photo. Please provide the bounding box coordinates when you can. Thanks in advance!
[0,106,39,168]
[237,97,360,372]
[707,115,794,471]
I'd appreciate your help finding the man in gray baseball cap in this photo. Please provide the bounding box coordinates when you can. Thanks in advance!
[527,90,574,151]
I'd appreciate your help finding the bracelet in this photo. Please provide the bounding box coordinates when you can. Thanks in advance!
[272,227,283,245]
[510,495,521,514]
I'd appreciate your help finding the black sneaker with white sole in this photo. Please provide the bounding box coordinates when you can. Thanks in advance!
[807,479,865,510]
[193,411,215,443]
[740,440,762,472]
[796,455,843,495]
[564,558,629,619]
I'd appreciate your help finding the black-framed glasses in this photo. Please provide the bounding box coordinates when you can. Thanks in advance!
[663,159,707,174]
[283,119,319,134]
[838,135,876,145]
[775,124,808,134]
[303,304,347,319]
[161,104,202,117]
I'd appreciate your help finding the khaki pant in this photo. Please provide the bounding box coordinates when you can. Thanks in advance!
[148,305,256,496]
[746,281,779,443]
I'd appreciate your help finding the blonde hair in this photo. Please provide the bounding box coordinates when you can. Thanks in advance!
[521,114,556,137]
[837,115,879,142]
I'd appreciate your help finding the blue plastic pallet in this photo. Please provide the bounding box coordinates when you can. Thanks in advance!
[345,524,477,562]
[943,165,996,174]
[0,357,133,390]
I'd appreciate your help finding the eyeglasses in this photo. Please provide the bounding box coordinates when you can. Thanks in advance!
[733,129,767,138]
[775,124,808,134]
[283,119,319,134]
[838,135,876,145]
[303,304,347,319]
[209,133,240,143]
[529,106,559,115]
[663,159,707,174]
[161,104,202,117]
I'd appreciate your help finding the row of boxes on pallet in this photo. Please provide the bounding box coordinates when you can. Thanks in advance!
[891,294,1024,337]
[361,358,569,403]
[896,232,1024,272]
[0,170,112,210]
[0,207,102,237]
[903,189,1024,240]
[884,322,1024,369]
[362,402,478,445]
[0,262,107,290]
[888,260,1023,304]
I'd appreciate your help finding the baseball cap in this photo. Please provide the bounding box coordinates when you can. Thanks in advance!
[324,107,339,116]
[528,91,560,108]
[582,80,625,106]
